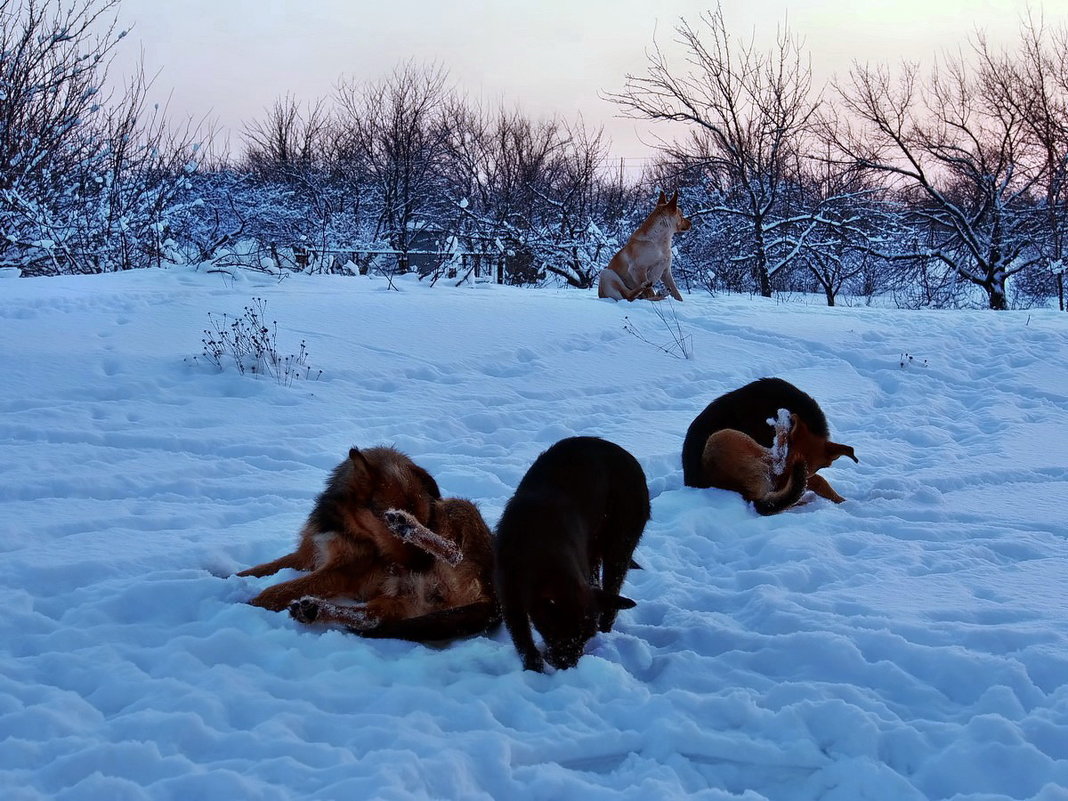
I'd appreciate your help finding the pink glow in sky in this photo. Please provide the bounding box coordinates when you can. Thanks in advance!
[112,0,1065,171]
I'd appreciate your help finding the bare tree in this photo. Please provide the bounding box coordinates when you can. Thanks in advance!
[240,94,346,270]
[0,0,124,270]
[442,102,566,284]
[997,15,1068,310]
[0,0,205,274]
[244,94,328,177]
[831,47,1045,310]
[335,61,453,274]
[606,4,820,297]
[541,121,626,289]
[791,143,887,306]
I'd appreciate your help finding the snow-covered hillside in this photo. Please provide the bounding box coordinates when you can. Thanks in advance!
[1,268,1065,800]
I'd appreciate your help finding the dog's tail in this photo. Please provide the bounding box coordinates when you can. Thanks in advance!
[752,461,808,516]
[354,601,501,642]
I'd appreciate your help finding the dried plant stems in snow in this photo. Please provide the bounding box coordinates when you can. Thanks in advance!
[194,296,322,386]
[622,300,694,360]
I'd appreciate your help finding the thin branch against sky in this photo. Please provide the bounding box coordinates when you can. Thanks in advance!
[110,0,1065,169]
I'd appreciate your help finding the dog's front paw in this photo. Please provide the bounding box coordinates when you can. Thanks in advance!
[288,596,321,623]
[521,651,546,672]
[383,507,463,566]
[382,508,415,530]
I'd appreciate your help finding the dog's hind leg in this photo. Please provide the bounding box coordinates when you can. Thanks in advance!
[247,568,355,611]
[236,530,318,577]
[288,595,427,630]
[289,597,379,630]
[599,269,650,302]
[622,280,654,301]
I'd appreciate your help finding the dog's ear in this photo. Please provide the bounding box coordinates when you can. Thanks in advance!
[411,464,441,500]
[668,190,679,209]
[656,190,667,205]
[347,447,375,490]
[595,589,637,611]
[826,441,859,464]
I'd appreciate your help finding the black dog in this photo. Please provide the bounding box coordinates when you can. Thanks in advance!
[681,377,857,502]
[494,436,650,672]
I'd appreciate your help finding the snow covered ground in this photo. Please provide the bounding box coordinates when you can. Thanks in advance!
[1,267,1066,801]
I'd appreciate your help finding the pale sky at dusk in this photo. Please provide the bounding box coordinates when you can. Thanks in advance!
[112,0,1067,169]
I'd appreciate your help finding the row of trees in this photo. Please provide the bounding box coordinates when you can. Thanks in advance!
[615,7,1068,310]
[3,0,1068,309]
[180,63,640,289]
[0,0,200,276]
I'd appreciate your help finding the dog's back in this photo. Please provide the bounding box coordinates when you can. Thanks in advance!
[494,436,650,671]
[682,378,829,488]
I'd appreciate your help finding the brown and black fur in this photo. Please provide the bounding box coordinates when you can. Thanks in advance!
[700,411,808,515]
[494,436,650,672]
[239,446,498,641]
[289,498,499,641]
[682,378,858,503]
[237,446,442,611]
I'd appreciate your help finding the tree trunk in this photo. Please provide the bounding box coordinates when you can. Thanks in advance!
[753,218,772,298]
[987,280,1007,310]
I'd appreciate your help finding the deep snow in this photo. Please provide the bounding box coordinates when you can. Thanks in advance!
[1,267,1066,800]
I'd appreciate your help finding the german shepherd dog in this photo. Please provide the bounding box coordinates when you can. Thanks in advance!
[238,446,497,641]
[494,436,650,672]
[682,378,858,506]
[700,409,809,515]
[289,499,499,641]
[597,190,690,302]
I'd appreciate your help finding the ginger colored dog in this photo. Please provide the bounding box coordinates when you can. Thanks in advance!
[238,446,497,641]
[289,500,498,641]
[683,378,858,504]
[597,190,690,301]
[700,410,809,515]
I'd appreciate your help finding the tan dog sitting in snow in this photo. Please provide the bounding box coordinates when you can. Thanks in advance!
[597,190,690,301]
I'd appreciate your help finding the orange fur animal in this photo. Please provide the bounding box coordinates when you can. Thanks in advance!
[288,499,499,640]
[682,378,858,503]
[239,446,498,640]
[700,411,808,515]
[237,446,442,612]
[597,190,691,301]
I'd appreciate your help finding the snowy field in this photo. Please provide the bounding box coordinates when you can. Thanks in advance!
[1,266,1066,801]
